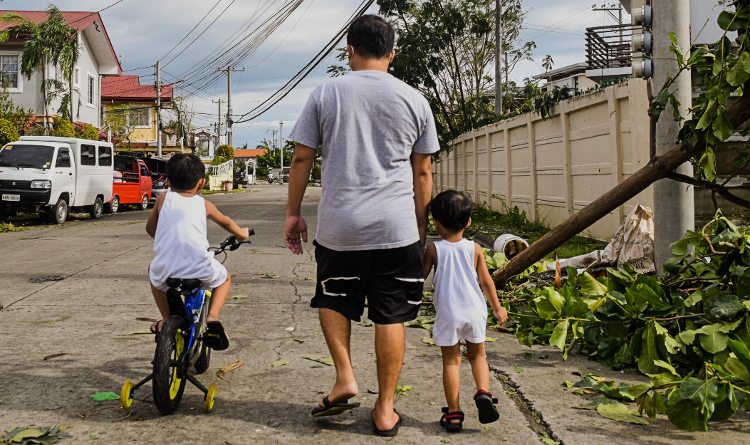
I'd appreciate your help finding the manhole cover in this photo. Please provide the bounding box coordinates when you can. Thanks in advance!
[27,275,66,283]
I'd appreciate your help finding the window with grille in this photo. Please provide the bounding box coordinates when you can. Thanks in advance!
[87,74,95,105]
[0,55,19,89]
[129,108,150,127]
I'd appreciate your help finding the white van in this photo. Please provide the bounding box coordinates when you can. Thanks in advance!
[0,136,114,224]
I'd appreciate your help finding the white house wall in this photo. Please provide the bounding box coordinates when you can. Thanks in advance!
[4,30,102,127]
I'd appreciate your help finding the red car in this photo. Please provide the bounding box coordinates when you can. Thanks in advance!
[108,155,152,213]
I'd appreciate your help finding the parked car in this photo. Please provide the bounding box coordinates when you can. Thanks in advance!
[109,155,152,213]
[143,156,168,201]
[0,136,114,223]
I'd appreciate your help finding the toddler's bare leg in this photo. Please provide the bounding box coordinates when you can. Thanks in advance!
[150,283,169,332]
[207,274,231,322]
[441,344,462,414]
[466,342,490,392]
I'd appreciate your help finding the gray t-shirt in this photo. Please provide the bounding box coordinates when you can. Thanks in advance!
[289,70,440,251]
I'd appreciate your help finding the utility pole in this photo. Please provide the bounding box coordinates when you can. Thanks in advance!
[593,3,624,43]
[279,121,284,179]
[212,99,223,156]
[652,0,693,272]
[495,0,502,114]
[155,61,162,156]
[218,66,245,147]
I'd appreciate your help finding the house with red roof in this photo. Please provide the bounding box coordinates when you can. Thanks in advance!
[0,10,121,128]
[101,74,174,152]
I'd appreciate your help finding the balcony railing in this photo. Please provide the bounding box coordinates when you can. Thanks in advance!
[586,24,638,70]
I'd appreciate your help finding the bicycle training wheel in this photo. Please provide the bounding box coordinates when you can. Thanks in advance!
[152,315,187,414]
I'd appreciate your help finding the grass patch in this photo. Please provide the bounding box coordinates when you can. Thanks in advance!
[0,222,28,233]
[468,204,606,259]
[202,188,250,196]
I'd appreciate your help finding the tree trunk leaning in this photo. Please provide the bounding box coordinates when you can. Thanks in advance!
[493,88,750,287]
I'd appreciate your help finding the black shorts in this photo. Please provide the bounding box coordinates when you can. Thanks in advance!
[311,240,424,324]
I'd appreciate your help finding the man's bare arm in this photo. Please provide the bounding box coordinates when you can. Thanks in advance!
[411,152,433,248]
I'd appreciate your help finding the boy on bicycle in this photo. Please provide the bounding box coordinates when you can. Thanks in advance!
[146,153,250,350]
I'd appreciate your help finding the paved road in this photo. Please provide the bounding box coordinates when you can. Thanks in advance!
[1,184,748,444]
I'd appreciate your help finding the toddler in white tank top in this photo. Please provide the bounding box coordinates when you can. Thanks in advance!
[146,154,250,351]
[423,190,508,432]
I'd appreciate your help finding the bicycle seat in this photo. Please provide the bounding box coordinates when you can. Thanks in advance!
[165,278,202,292]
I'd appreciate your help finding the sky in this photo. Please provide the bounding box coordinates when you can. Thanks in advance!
[0,0,627,148]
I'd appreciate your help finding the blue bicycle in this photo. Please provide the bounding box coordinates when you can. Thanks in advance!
[120,231,254,414]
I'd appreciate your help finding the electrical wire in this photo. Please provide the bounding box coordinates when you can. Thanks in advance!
[162,0,238,69]
[233,0,376,124]
[68,0,127,25]
[159,0,226,62]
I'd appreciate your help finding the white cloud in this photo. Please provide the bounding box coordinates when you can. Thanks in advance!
[0,0,623,145]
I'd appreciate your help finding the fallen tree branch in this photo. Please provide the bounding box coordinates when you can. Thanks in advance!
[667,171,750,208]
[493,87,750,287]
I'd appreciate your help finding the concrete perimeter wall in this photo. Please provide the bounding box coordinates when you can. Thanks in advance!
[434,79,653,240]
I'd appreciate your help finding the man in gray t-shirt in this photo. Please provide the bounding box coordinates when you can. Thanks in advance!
[285,15,438,436]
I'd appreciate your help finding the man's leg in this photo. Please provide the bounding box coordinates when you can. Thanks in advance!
[319,308,359,402]
[372,322,405,430]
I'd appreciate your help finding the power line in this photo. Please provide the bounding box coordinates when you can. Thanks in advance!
[68,0,127,25]
[159,0,225,62]
[233,0,375,124]
[162,0,238,68]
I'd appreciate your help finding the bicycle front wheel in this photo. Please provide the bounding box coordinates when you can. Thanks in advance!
[153,315,187,414]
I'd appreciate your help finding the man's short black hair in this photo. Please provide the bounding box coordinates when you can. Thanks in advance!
[167,153,205,191]
[430,190,473,232]
[346,14,394,59]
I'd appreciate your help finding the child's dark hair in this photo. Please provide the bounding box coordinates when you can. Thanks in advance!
[166,153,205,191]
[346,14,394,59]
[430,190,473,232]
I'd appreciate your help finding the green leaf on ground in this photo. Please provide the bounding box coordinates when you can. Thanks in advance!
[421,337,434,346]
[395,385,413,396]
[512,365,524,374]
[549,319,569,351]
[486,336,497,342]
[597,402,650,425]
[303,356,334,366]
[539,433,560,445]
[3,426,71,444]
[91,391,120,401]
[272,359,289,368]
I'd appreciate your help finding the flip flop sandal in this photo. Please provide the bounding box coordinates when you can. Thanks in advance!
[149,320,164,334]
[204,321,230,351]
[474,390,500,424]
[372,410,402,437]
[311,395,361,417]
[440,408,464,433]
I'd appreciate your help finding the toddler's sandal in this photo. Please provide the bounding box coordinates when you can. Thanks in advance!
[440,407,464,433]
[474,390,500,424]
[204,321,230,350]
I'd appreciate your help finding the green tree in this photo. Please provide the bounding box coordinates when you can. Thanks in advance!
[375,0,535,149]
[0,118,19,145]
[0,87,32,134]
[103,104,135,147]
[0,6,77,131]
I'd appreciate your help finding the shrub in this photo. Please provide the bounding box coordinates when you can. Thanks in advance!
[79,124,100,140]
[215,144,234,159]
[0,118,19,145]
[52,117,75,137]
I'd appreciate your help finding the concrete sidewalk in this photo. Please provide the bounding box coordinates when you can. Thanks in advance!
[0,184,747,444]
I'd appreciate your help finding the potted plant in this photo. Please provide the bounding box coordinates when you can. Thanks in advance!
[222,180,233,191]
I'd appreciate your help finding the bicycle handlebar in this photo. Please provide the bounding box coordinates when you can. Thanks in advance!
[214,229,255,256]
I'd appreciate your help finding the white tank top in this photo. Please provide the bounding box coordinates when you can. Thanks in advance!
[150,191,212,282]
[432,239,488,322]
